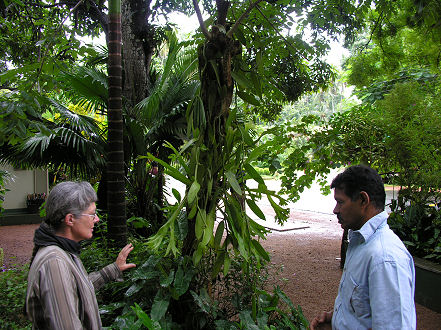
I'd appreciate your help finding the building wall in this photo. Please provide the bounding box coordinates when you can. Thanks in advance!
[1,164,48,210]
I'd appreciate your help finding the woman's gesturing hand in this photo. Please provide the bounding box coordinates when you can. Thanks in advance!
[115,243,137,272]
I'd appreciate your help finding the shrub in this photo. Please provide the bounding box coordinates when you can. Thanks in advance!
[80,237,309,329]
[0,258,31,329]
[389,197,441,263]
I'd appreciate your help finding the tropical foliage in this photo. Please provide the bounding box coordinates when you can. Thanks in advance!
[265,0,441,262]
[1,0,441,327]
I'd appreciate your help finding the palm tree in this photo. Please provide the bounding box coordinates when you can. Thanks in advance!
[0,34,199,233]
[107,0,126,246]
[0,91,106,179]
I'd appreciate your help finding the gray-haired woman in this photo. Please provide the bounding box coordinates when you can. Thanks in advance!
[25,181,136,329]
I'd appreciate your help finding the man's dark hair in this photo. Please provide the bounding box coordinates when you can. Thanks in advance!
[331,165,386,210]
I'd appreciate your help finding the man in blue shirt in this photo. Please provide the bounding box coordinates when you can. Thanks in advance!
[310,165,416,329]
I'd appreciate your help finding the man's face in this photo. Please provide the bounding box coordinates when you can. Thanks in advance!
[333,187,365,231]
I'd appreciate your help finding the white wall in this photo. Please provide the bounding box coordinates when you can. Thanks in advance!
[1,164,49,210]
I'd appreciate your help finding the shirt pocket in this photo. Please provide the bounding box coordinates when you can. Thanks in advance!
[349,275,371,319]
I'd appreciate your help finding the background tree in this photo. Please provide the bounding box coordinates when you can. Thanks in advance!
[267,0,441,265]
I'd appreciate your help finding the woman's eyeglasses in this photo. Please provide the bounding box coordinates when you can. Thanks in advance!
[80,213,98,219]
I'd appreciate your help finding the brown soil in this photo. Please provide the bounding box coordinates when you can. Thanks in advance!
[1,212,440,329]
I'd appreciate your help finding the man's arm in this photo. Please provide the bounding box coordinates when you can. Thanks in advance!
[369,260,416,329]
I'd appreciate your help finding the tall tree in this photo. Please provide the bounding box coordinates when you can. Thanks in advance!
[147,0,373,281]
[107,0,126,245]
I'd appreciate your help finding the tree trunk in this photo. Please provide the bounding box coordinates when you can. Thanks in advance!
[340,228,348,269]
[107,0,127,246]
[121,0,154,108]
[182,11,242,254]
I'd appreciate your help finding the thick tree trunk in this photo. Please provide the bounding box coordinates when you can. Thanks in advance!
[182,21,241,255]
[107,0,127,246]
[121,0,154,108]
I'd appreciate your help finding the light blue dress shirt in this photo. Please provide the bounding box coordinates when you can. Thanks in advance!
[332,211,416,330]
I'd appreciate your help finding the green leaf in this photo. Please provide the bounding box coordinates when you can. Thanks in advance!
[225,171,242,195]
[132,303,161,329]
[160,270,175,287]
[236,89,260,106]
[174,264,195,296]
[193,243,204,265]
[247,145,267,163]
[195,210,205,240]
[172,188,181,202]
[239,126,254,146]
[232,71,253,89]
[151,290,170,321]
[201,208,215,246]
[251,239,270,261]
[235,28,247,46]
[144,153,191,185]
[214,221,225,248]
[125,281,144,297]
[164,141,190,174]
[188,202,198,219]
[212,251,225,279]
[180,138,197,154]
[187,180,200,204]
[223,254,231,276]
[244,163,264,184]
[246,198,266,220]
[131,267,161,281]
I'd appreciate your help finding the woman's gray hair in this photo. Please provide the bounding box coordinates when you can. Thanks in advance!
[45,181,97,230]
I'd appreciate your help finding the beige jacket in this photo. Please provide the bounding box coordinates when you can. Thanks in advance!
[26,245,122,329]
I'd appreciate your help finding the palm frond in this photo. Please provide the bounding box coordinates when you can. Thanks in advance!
[132,35,199,131]
[46,97,105,134]
[85,44,108,67]
[1,93,106,178]
[59,66,108,114]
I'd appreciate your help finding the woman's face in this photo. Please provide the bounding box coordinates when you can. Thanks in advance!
[70,202,99,242]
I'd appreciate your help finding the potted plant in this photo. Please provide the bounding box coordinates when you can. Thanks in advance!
[26,193,46,214]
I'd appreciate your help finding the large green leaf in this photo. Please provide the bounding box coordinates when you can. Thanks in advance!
[246,198,266,220]
[174,264,195,296]
[236,89,260,106]
[125,282,144,297]
[244,163,264,184]
[187,180,200,204]
[225,171,242,195]
[231,71,253,89]
[251,239,270,261]
[144,153,191,185]
[201,207,215,246]
[132,303,161,329]
[214,221,225,248]
[150,290,170,321]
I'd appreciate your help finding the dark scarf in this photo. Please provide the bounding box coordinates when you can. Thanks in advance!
[30,222,81,264]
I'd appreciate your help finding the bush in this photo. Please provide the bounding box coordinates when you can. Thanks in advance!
[0,259,31,329]
[389,197,441,264]
[80,236,309,329]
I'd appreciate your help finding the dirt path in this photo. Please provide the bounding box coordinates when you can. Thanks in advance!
[1,210,440,329]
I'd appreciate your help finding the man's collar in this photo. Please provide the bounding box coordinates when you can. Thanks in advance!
[349,210,388,243]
